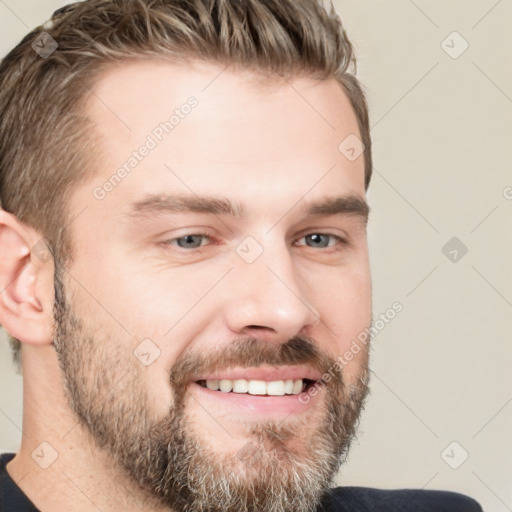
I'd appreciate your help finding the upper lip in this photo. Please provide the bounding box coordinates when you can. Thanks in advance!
[192,365,322,383]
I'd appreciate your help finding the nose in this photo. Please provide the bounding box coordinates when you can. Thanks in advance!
[222,242,320,342]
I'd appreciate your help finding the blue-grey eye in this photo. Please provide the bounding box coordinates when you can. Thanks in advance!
[304,233,334,248]
[174,234,209,249]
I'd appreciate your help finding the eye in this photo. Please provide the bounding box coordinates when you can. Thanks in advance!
[295,233,345,249]
[165,233,212,249]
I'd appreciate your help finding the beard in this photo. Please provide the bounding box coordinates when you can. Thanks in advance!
[52,264,370,512]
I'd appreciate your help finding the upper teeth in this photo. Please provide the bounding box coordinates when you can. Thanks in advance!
[204,378,305,395]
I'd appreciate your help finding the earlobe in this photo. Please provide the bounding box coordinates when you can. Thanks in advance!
[0,210,54,346]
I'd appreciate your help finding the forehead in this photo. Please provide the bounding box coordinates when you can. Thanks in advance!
[73,60,365,220]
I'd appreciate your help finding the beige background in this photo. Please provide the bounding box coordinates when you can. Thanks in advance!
[0,1,511,510]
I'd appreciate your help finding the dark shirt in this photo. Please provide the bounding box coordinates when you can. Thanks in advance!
[0,454,38,511]
[0,453,482,511]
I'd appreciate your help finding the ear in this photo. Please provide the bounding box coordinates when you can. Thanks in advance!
[0,209,54,345]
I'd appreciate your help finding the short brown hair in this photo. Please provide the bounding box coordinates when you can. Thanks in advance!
[0,0,372,362]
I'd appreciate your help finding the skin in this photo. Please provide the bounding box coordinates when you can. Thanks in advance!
[0,61,372,511]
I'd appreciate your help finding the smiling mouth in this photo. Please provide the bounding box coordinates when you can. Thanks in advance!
[195,378,318,396]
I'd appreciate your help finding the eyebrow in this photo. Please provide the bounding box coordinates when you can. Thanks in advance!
[305,195,369,222]
[126,194,243,218]
[125,193,370,223]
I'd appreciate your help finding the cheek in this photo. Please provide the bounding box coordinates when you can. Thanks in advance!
[313,264,372,339]
[64,265,179,413]
[142,364,175,417]
[109,251,224,329]
[309,263,372,387]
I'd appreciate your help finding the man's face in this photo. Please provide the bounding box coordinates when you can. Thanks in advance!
[54,61,372,511]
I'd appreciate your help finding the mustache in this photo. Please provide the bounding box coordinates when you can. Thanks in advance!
[169,335,341,392]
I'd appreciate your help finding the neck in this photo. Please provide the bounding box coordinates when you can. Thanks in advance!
[6,345,169,512]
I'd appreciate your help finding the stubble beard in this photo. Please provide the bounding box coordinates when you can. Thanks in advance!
[52,267,370,512]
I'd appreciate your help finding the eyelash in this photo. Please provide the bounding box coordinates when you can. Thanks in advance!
[161,232,348,250]
[295,233,348,248]
[163,231,215,249]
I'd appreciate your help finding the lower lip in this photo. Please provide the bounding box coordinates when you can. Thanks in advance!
[188,382,320,418]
